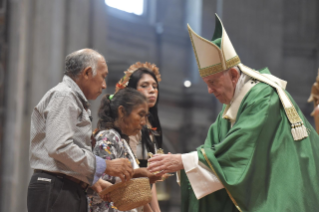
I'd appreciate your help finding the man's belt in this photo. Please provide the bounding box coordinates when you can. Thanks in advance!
[34,169,89,190]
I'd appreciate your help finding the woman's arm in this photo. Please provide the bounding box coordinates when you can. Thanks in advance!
[92,178,113,202]
[149,185,161,212]
[143,203,154,212]
[133,168,162,184]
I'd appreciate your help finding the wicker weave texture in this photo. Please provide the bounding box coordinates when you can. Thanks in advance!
[100,177,152,211]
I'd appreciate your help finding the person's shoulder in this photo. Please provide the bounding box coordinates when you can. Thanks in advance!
[249,81,276,98]
[93,129,124,155]
[35,82,80,113]
[96,129,122,143]
[242,81,281,112]
[50,81,77,99]
[45,83,81,109]
[37,82,75,103]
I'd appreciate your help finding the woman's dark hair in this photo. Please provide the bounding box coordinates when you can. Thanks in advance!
[127,68,163,156]
[95,88,147,140]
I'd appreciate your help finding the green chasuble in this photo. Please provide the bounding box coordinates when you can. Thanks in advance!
[181,68,319,212]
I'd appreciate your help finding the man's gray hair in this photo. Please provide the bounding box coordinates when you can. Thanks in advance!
[64,49,103,79]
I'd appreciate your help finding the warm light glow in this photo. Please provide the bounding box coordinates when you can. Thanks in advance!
[105,0,144,15]
[184,80,192,88]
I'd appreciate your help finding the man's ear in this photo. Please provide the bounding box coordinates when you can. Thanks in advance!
[82,67,93,79]
[117,105,126,118]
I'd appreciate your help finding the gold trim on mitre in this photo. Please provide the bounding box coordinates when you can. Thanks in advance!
[227,56,241,69]
[198,56,241,78]
[187,14,241,78]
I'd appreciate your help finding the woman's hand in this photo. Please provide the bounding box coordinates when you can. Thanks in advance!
[91,179,113,202]
[100,193,112,203]
[148,173,163,184]
[133,168,163,184]
[91,178,112,193]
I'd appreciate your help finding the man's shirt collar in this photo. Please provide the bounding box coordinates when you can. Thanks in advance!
[63,75,90,109]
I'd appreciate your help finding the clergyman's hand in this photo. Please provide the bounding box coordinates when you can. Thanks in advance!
[104,158,134,182]
[147,153,183,175]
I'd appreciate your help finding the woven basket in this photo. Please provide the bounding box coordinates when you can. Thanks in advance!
[99,177,152,211]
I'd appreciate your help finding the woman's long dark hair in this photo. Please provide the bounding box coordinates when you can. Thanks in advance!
[127,68,162,156]
[94,88,147,142]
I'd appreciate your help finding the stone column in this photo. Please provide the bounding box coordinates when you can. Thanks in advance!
[1,0,32,211]
[88,0,108,127]
[2,0,70,210]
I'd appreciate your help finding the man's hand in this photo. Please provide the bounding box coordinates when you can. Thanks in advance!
[105,158,134,182]
[91,179,113,201]
[147,153,183,175]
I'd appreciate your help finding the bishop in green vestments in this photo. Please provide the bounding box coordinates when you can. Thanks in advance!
[148,14,319,212]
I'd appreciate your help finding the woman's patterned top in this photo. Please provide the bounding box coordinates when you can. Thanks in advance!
[88,129,137,212]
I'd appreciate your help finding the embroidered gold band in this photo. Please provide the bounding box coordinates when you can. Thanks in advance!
[286,107,302,123]
[201,149,242,212]
[199,56,241,78]
[199,64,223,78]
[226,56,241,69]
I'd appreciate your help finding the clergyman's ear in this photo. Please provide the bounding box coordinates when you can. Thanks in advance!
[229,67,240,82]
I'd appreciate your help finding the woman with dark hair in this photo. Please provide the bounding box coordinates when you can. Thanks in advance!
[115,62,163,212]
[88,88,161,212]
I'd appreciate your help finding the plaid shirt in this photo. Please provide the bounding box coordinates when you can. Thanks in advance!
[29,75,100,185]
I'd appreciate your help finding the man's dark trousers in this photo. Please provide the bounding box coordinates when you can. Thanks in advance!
[27,172,87,212]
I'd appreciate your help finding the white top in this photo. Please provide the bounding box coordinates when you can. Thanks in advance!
[129,127,157,160]
[123,140,140,169]
[123,140,143,212]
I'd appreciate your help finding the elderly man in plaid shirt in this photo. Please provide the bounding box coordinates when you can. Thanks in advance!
[27,49,133,212]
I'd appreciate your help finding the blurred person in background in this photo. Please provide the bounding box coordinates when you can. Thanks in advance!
[27,49,133,212]
[307,68,319,134]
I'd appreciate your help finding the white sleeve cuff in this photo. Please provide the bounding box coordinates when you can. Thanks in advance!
[176,170,181,186]
[181,151,224,199]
